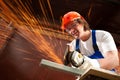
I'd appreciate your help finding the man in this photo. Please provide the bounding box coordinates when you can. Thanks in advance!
[61,11,119,73]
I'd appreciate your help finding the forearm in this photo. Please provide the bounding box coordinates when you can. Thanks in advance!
[98,51,119,70]
[82,50,119,70]
[98,55,119,70]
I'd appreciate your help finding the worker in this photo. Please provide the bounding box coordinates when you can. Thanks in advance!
[61,11,119,79]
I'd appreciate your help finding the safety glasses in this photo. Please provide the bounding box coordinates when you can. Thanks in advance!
[65,23,79,33]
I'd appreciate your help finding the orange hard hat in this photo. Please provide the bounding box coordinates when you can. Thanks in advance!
[61,11,82,30]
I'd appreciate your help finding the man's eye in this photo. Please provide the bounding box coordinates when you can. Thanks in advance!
[71,24,76,27]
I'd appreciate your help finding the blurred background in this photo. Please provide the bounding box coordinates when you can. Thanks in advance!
[0,0,120,80]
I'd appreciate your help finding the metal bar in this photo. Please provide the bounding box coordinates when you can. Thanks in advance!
[40,59,120,80]
[80,67,120,80]
[40,59,85,75]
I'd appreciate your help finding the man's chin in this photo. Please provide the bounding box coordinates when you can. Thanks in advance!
[73,36,79,39]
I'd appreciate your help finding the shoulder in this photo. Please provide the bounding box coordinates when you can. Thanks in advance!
[69,39,78,50]
[93,30,115,43]
[95,30,111,35]
[95,30,112,39]
[94,30,117,53]
[70,39,77,45]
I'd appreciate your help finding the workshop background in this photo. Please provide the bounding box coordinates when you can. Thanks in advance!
[0,0,120,80]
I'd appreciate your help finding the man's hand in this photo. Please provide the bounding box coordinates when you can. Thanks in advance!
[70,51,84,67]
[64,43,74,65]
[64,44,84,67]
[64,50,84,67]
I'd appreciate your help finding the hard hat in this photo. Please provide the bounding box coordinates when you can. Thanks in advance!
[61,11,82,30]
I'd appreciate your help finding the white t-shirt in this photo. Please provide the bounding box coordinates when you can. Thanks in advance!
[69,30,117,57]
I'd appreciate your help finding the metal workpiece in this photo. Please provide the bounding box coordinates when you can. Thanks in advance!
[40,59,120,80]
[40,59,85,75]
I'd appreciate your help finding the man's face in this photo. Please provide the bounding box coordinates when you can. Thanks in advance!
[65,22,83,39]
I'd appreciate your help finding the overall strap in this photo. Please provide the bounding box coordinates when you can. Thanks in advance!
[75,39,80,52]
[89,30,104,59]
[92,30,99,51]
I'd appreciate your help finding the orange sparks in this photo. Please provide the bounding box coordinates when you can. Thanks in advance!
[0,0,63,64]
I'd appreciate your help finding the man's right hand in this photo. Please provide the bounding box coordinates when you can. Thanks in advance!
[70,51,84,67]
[64,50,84,67]
[64,44,74,65]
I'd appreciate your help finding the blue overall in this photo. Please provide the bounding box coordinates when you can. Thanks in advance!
[75,30,114,71]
